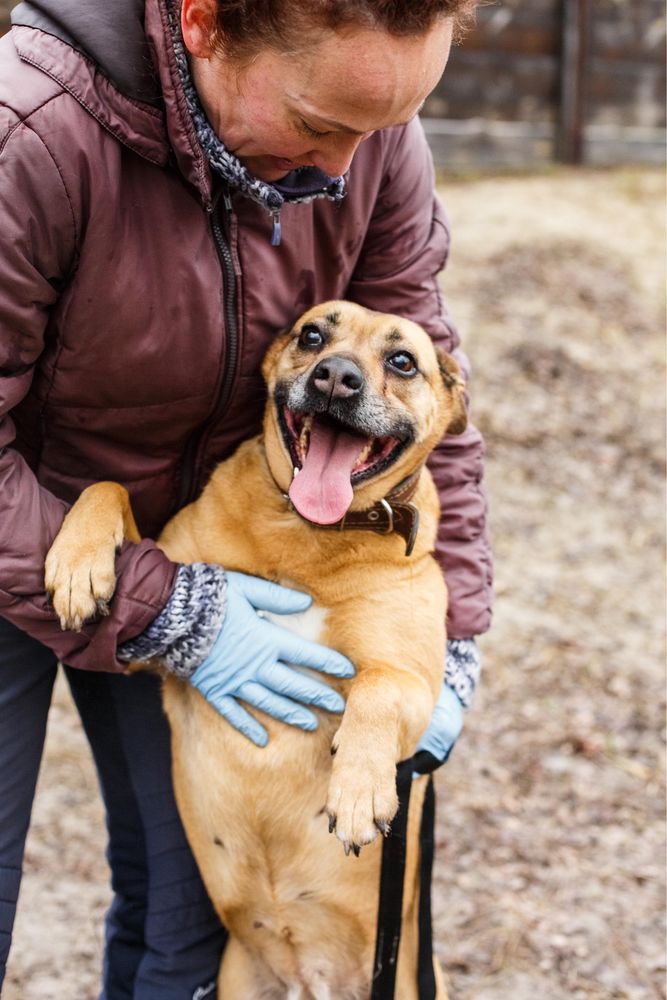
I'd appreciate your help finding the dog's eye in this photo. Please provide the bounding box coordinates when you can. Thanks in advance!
[386,351,418,377]
[298,325,325,350]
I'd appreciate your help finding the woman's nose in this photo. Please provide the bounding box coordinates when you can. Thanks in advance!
[308,133,372,177]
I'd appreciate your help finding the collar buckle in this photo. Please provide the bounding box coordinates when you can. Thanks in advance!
[377,498,394,534]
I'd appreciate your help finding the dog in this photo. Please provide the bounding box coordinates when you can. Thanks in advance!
[45,300,466,999]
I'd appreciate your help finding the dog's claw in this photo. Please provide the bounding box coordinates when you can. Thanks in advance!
[352,844,361,858]
[96,598,110,617]
[343,842,351,857]
[328,814,337,834]
[330,744,338,757]
[375,819,390,837]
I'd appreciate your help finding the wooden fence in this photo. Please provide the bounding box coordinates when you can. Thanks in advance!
[1,0,665,169]
[423,0,666,168]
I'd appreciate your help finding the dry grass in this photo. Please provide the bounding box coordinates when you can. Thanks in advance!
[4,167,666,1000]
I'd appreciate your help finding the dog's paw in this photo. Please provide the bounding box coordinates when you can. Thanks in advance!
[325,736,398,856]
[45,514,124,632]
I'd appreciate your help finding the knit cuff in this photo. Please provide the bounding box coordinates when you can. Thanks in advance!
[445,638,481,708]
[118,563,227,679]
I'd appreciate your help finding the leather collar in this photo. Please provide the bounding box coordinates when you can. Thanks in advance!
[278,468,423,557]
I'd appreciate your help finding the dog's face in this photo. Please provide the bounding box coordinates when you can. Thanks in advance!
[262,301,467,524]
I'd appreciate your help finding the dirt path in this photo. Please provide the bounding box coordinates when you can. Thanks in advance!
[4,167,665,1000]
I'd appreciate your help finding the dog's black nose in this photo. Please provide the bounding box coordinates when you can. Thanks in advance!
[310,356,365,399]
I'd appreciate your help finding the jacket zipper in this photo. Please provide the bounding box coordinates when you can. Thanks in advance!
[175,187,238,511]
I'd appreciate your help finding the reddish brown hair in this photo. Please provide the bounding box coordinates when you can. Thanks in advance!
[210,0,477,57]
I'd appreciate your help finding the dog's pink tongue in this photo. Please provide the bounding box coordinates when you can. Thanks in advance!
[289,419,366,524]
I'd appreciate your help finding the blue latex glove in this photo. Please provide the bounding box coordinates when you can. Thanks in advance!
[416,681,464,764]
[190,571,354,746]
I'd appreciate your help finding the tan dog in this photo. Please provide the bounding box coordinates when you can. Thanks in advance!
[45,301,466,1000]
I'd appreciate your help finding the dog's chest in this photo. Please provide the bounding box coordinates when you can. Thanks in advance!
[260,600,328,644]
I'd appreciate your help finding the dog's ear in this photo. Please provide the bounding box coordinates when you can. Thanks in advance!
[436,349,468,435]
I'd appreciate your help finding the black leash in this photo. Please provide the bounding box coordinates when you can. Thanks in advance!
[370,750,441,1000]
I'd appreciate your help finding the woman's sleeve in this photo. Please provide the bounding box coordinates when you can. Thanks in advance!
[347,118,493,638]
[0,117,177,671]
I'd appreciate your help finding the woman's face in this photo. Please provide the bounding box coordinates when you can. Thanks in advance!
[182,3,453,182]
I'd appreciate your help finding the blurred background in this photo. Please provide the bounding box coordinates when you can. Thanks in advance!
[424,0,666,169]
[1,2,665,998]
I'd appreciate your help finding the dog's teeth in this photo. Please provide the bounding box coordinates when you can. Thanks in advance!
[293,467,300,478]
[298,416,313,458]
[356,439,372,465]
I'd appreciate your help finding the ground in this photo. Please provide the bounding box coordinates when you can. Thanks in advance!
[3,167,665,1000]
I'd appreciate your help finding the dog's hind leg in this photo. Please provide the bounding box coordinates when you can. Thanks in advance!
[218,937,285,999]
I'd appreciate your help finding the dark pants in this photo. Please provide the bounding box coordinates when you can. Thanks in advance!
[0,617,226,999]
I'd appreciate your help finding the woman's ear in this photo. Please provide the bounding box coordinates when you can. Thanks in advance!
[436,349,468,435]
[181,0,219,59]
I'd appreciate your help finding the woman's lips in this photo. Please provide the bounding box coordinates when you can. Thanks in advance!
[238,154,309,182]
[271,156,304,172]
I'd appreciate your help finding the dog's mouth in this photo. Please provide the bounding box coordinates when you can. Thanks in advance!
[278,407,408,525]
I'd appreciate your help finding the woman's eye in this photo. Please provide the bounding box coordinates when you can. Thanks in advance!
[299,119,328,138]
[298,325,325,349]
[386,351,418,377]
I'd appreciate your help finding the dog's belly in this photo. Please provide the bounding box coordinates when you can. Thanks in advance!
[163,599,377,998]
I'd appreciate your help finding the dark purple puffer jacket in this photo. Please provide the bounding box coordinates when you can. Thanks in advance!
[0,0,492,671]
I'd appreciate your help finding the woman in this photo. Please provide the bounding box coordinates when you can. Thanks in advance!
[0,0,491,996]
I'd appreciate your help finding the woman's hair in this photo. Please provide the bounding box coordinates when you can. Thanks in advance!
[209,0,477,58]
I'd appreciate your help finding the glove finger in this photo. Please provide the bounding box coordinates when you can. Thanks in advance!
[208,693,269,747]
[267,624,355,678]
[416,685,464,758]
[257,662,345,713]
[230,572,312,615]
[238,682,319,731]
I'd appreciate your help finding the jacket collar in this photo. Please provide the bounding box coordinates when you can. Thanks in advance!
[11,0,160,104]
[11,23,169,168]
[11,0,221,204]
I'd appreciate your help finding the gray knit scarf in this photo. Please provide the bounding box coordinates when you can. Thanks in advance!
[168,2,347,245]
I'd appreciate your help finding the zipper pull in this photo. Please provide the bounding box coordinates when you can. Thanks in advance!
[209,185,224,214]
[223,192,233,214]
[271,210,282,247]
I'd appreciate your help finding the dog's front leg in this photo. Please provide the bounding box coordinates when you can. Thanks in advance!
[325,664,435,854]
[45,482,140,631]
